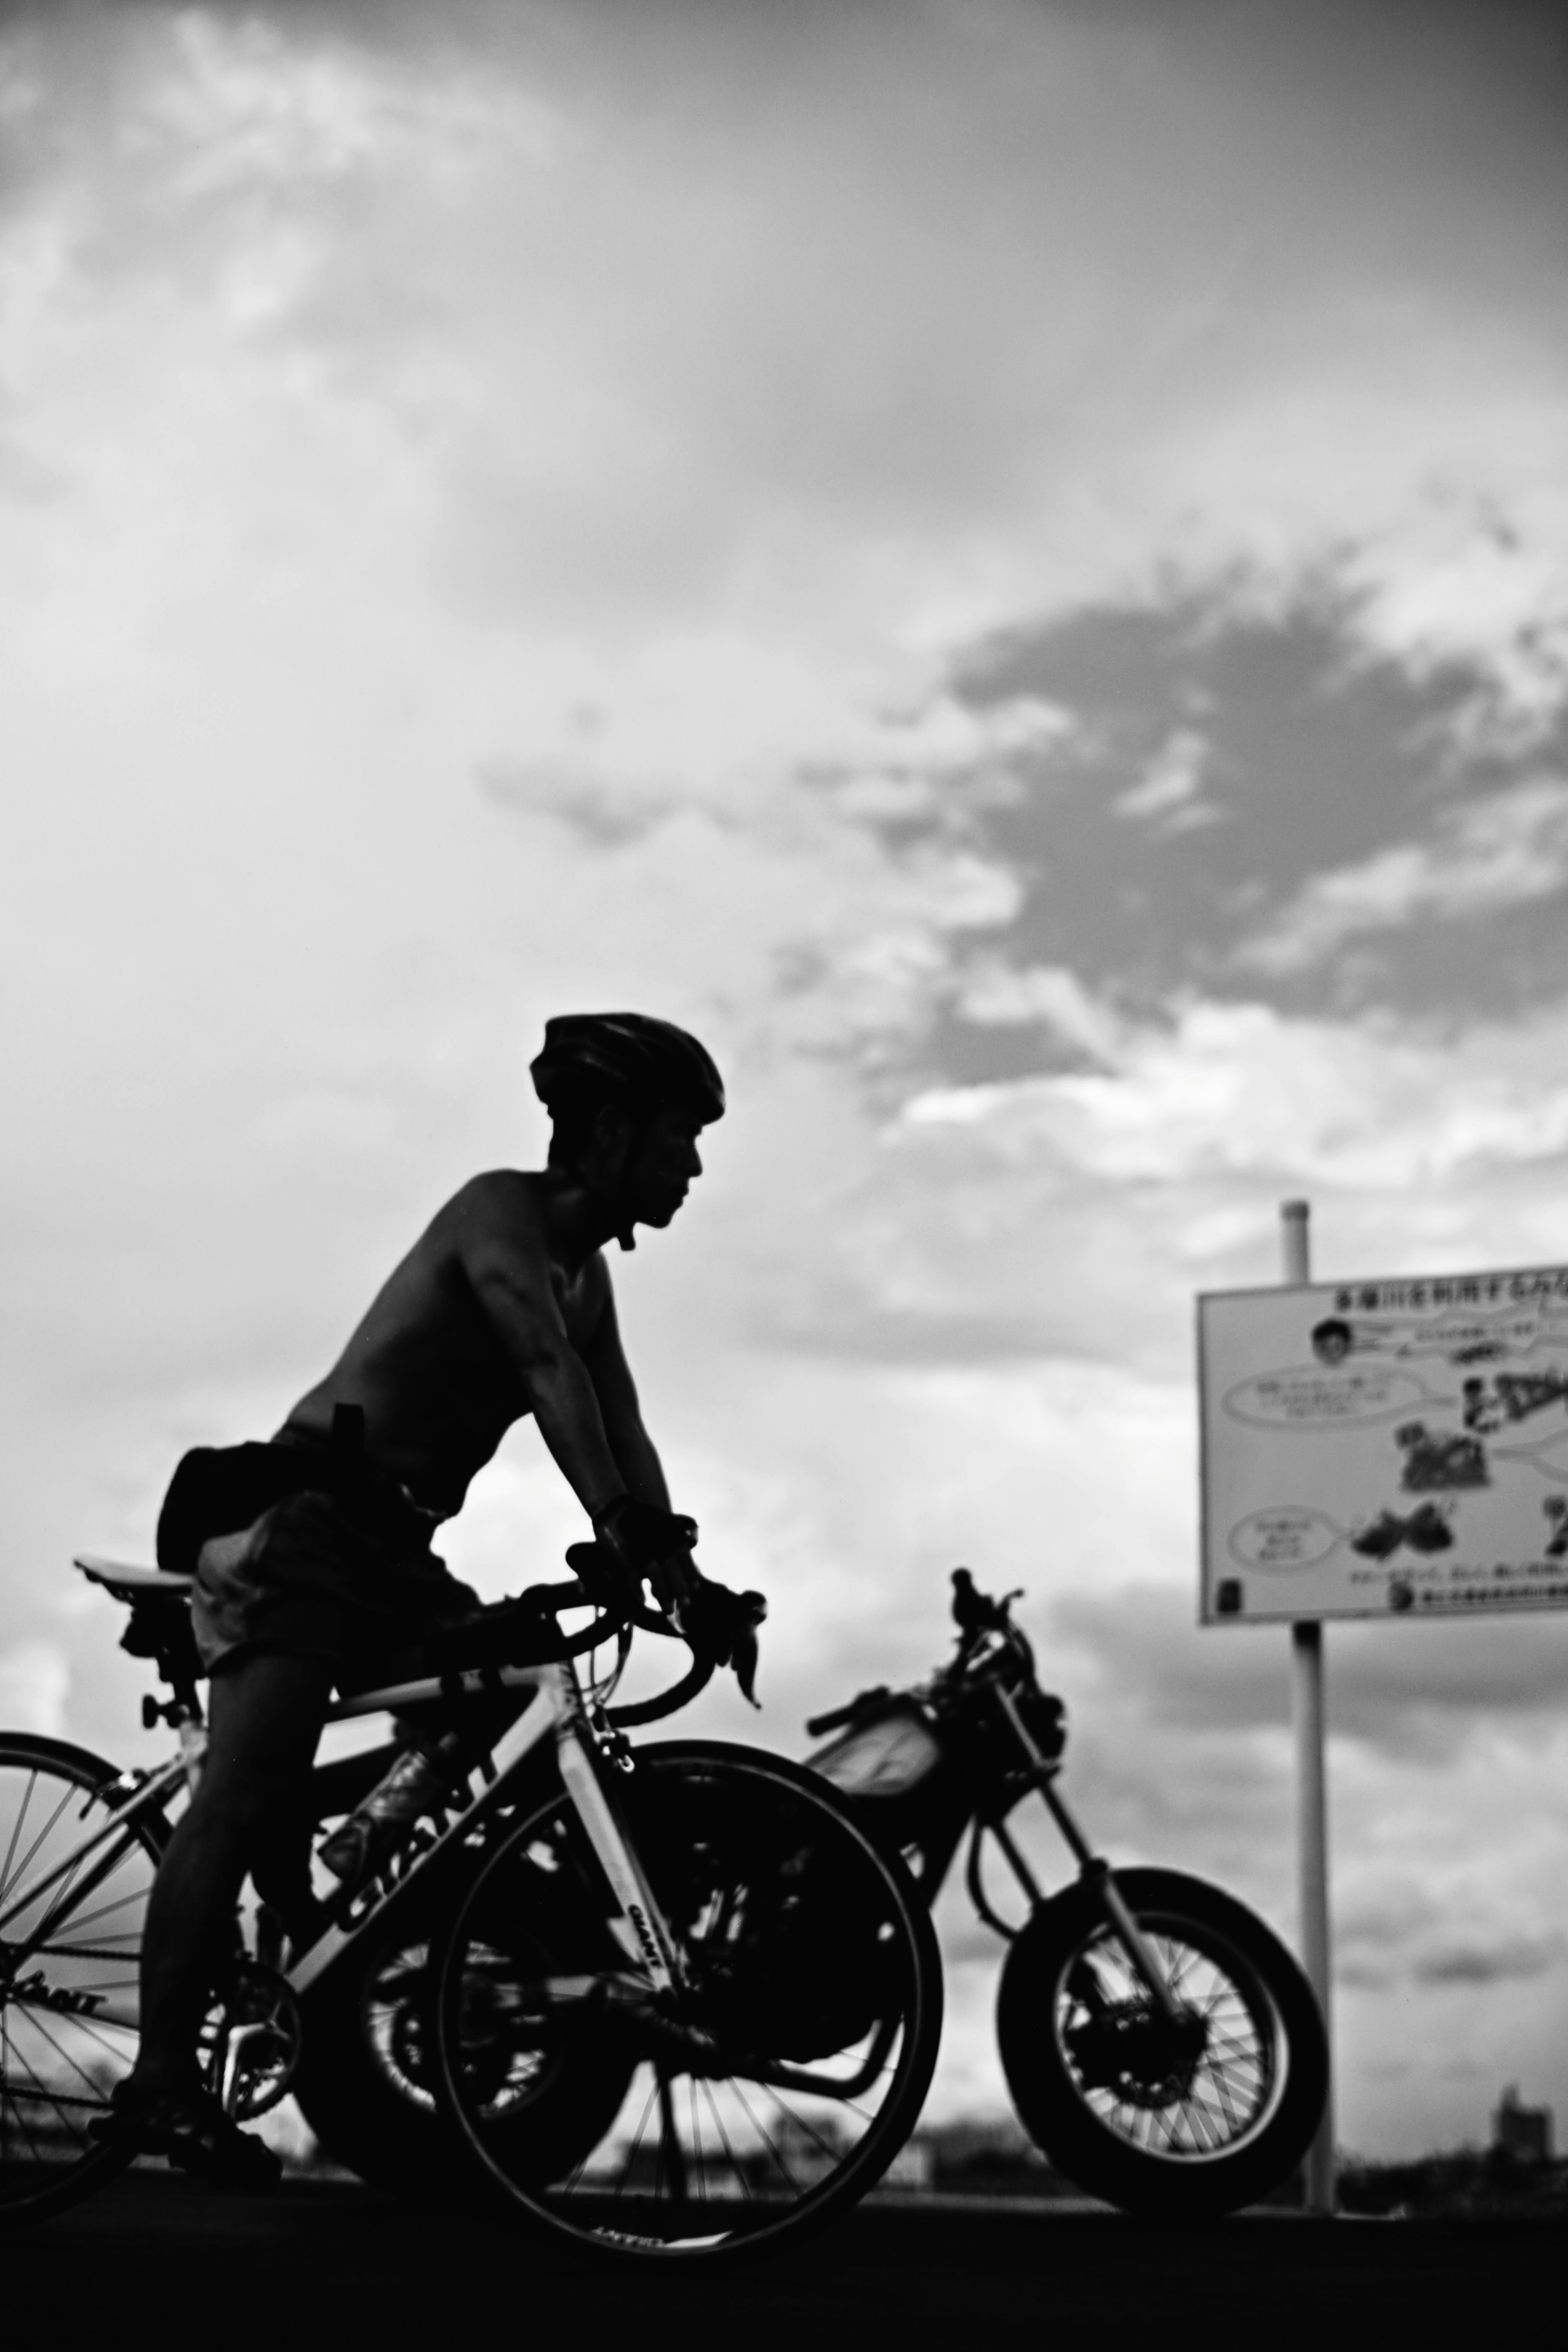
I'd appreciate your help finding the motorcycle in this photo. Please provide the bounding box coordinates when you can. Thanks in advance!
[804,1570,1328,2216]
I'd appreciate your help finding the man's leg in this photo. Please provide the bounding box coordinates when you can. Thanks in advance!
[131,1650,334,2099]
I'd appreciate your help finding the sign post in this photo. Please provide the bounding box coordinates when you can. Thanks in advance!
[1281,1201,1334,2216]
[1198,1233,1568,2214]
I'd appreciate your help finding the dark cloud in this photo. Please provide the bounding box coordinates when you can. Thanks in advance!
[940,593,1568,1035]
[1051,1581,1568,1760]
[1413,1935,1562,1986]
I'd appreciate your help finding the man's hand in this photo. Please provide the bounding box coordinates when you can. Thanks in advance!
[591,1494,699,1612]
[676,1575,768,1705]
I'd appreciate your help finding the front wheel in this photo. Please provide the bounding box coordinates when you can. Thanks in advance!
[434,1741,943,2266]
[998,1867,1327,2218]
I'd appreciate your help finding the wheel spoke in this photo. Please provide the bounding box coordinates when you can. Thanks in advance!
[728,2076,802,2192]
[42,1886,149,1944]
[700,2077,750,2199]
[0,1746,159,2215]
[656,2071,688,2206]
[0,1770,38,1904]
[1045,1903,1295,2175]
[21,2006,114,2107]
[434,1753,938,2257]
[4,1779,83,1915]
[612,2074,662,2198]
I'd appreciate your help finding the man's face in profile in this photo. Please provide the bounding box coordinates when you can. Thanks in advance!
[624,1106,706,1229]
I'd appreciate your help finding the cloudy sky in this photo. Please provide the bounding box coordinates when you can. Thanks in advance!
[5,0,1568,2158]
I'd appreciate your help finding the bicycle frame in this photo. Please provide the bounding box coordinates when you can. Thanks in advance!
[0,1653,685,2022]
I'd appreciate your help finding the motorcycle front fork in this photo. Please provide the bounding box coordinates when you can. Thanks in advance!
[982,1687,1181,2021]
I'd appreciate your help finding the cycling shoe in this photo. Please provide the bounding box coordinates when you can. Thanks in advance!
[89,2081,283,2193]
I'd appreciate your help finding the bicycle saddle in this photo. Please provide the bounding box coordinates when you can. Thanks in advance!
[74,1554,194,1601]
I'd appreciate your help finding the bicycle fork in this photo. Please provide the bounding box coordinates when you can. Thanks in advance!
[555,1718,683,1995]
[287,1665,684,2007]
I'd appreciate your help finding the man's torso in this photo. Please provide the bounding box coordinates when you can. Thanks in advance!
[281,1170,606,1515]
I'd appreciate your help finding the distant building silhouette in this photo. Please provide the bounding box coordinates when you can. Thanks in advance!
[1493,2084,1553,2164]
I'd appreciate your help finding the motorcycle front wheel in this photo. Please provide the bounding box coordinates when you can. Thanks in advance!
[997,1866,1327,2217]
[434,1741,943,2266]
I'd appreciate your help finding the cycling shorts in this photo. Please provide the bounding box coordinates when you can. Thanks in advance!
[191,1487,479,1681]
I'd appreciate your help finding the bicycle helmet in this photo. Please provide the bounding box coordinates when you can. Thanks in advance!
[530,1013,726,1126]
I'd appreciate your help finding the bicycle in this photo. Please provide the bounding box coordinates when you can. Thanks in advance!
[804,1570,1328,2216]
[0,1550,941,2265]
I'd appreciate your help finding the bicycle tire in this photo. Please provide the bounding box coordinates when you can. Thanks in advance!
[0,1732,170,2230]
[291,1872,465,2192]
[997,1866,1327,2217]
[434,1739,942,2266]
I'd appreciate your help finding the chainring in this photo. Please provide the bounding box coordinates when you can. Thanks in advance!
[203,1961,304,2121]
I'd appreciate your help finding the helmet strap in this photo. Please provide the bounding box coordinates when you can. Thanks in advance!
[603,1102,657,1253]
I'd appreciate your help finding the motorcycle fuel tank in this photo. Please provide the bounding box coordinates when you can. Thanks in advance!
[806,1707,944,1799]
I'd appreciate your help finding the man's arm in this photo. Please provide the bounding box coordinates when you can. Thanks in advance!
[577,1277,671,1510]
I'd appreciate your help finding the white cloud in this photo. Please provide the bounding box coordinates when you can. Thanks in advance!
[903,993,1568,1195]
[1240,776,1568,973]
[953,963,1124,1063]
[1113,725,1216,827]
[0,1642,70,1738]
[4,0,1568,2158]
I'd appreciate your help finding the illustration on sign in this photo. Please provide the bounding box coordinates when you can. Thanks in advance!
[1198,1266,1568,1624]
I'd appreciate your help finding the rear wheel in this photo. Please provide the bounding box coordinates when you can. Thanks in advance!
[435,1741,942,2265]
[998,1867,1327,2217]
[0,1734,168,2230]
[292,1875,471,2192]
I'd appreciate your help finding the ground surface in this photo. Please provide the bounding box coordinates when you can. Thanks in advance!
[6,2170,1561,2347]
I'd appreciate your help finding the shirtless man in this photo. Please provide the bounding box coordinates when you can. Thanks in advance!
[107,1013,728,2187]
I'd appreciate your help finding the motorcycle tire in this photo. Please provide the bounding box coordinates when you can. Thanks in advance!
[997,1866,1327,2218]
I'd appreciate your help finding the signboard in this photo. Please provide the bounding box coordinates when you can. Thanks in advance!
[1199,1263,1568,1623]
